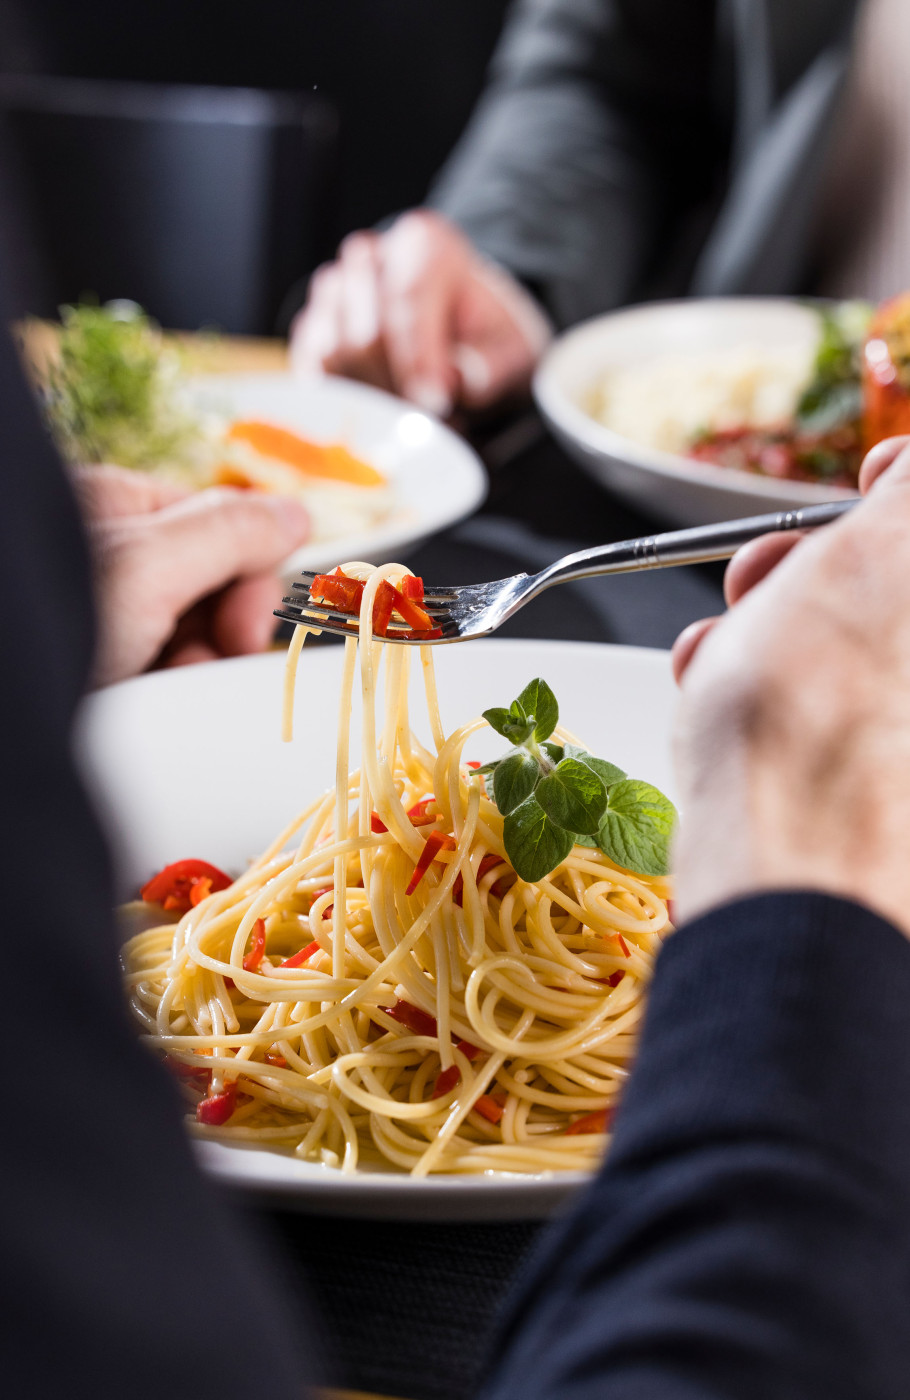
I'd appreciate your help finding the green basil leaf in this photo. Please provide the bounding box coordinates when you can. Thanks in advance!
[516,678,559,742]
[564,744,627,790]
[474,760,500,777]
[482,707,513,740]
[572,832,598,848]
[503,796,574,883]
[493,750,540,815]
[542,741,564,765]
[596,780,677,876]
[535,758,607,835]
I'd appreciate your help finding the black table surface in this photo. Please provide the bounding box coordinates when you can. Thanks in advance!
[255,421,727,1400]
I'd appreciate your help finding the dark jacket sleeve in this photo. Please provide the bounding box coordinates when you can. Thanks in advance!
[480,892,910,1400]
[0,292,317,1394]
[428,0,722,326]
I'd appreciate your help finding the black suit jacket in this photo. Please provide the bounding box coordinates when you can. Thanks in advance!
[431,0,862,325]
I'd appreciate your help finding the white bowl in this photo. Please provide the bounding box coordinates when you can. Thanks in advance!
[77,639,676,1219]
[534,298,859,527]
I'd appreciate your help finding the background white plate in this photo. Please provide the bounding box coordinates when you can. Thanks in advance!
[534,298,859,528]
[189,372,487,574]
[77,639,677,1219]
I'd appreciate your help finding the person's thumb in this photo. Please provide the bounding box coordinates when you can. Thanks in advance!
[141,488,310,611]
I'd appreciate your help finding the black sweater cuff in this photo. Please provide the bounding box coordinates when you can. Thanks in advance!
[612,891,910,1205]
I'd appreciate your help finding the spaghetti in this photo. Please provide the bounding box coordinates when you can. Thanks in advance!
[123,563,672,1176]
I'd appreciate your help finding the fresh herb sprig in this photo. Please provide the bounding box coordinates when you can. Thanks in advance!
[476,678,676,883]
[41,301,203,471]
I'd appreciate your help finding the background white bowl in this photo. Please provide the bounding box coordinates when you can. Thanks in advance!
[534,298,859,527]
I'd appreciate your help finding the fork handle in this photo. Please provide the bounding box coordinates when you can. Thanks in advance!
[533,499,858,590]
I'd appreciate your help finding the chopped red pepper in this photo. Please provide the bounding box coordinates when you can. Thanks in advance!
[196,1082,237,1126]
[370,812,388,833]
[565,1105,616,1136]
[242,918,267,973]
[454,1038,483,1061]
[389,583,434,633]
[474,1093,506,1124]
[279,941,321,968]
[405,831,457,896]
[400,576,425,602]
[465,760,481,770]
[264,1052,288,1068]
[310,571,365,613]
[189,876,213,907]
[605,970,625,988]
[431,1064,461,1099]
[371,580,396,637]
[379,999,438,1038]
[616,934,631,958]
[140,858,232,914]
[310,885,334,918]
[406,798,438,825]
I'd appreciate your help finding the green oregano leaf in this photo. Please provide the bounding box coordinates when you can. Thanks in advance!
[503,796,574,883]
[535,758,607,835]
[563,744,626,789]
[492,750,540,815]
[516,678,559,742]
[596,780,677,876]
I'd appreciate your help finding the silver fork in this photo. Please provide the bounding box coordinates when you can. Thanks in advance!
[275,499,857,644]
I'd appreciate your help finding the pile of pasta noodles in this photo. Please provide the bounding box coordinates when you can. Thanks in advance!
[123,564,672,1176]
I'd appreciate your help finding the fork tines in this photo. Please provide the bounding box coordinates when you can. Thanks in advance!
[274,570,456,641]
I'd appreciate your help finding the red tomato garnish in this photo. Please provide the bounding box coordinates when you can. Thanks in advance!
[196,1082,237,1126]
[379,999,438,1038]
[432,1064,461,1099]
[140,859,232,914]
[242,918,267,973]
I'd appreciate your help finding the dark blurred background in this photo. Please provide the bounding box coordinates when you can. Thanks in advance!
[0,0,512,332]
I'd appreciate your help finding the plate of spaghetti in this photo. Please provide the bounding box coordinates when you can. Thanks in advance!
[78,589,677,1220]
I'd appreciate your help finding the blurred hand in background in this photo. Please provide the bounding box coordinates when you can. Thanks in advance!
[670,435,910,939]
[73,465,310,685]
[290,210,551,418]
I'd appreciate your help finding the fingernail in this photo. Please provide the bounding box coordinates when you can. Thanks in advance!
[453,344,492,398]
[265,496,311,546]
[406,377,452,418]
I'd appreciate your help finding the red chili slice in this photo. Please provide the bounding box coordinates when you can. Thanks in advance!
[310,571,365,613]
[399,576,425,602]
[389,582,434,632]
[370,812,388,833]
[605,970,625,988]
[465,760,481,770]
[616,934,631,958]
[474,1093,506,1124]
[279,941,321,968]
[379,999,438,1038]
[164,1056,210,1083]
[405,831,456,896]
[196,1082,237,1126]
[140,859,232,914]
[241,918,267,973]
[454,1038,483,1062]
[564,1105,616,1136]
[372,580,396,637]
[431,1065,461,1099]
[264,1052,288,1068]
